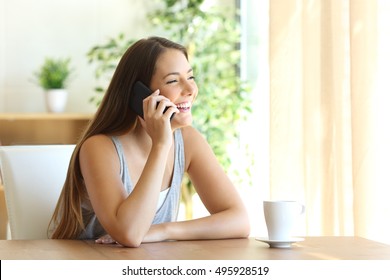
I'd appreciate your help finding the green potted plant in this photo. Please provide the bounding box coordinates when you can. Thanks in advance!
[34,57,73,113]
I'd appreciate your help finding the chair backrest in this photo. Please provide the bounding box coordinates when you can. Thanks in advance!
[0,145,75,239]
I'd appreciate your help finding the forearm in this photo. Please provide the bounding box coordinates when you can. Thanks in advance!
[115,144,170,246]
[144,207,250,243]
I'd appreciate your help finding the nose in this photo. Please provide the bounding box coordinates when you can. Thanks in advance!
[182,80,197,96]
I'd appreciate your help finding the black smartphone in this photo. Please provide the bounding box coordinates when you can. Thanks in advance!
[130,81,151,119]
[130,81,174,120]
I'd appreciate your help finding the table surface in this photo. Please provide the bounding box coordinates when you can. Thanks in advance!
[1,236,390,260]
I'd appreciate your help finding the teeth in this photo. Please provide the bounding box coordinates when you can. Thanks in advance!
[176,102,191,109]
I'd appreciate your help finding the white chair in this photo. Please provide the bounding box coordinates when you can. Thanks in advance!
[0,145,75,239]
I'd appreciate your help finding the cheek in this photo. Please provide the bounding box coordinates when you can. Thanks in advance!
[162,90,180,102]
[192,85,199,101]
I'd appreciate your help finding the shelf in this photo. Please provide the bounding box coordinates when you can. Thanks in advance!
[0,113,93,145]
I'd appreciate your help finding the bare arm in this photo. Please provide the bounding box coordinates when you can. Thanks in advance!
[81,91,178,247]
[143,126,250,243]
[80,90,178,247]
[80,135,171,247]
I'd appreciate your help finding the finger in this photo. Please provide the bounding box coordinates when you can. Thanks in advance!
[151,95,172,104]
[151,89,160,96]
[156,100,177,114]
[95,235,115,244]
[165,106,180,120]
[144,93,176,118]
[100,238,114,244]
[143,91,159,117]
[143,89,160,104]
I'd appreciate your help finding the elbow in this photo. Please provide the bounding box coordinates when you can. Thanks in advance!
[241,222,251,238]
[122,242,142,248]
[237,217,251,238]
[235,208,251,238]
[106,219,152,247]
[118,237,143,248]
[113,232,144,248]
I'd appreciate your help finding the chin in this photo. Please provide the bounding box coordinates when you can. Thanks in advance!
[172,113,193,129]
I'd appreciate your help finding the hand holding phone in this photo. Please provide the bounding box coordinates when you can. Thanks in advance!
[130,81,175,120]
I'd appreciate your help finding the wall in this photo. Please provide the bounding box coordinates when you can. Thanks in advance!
[0,0,155,113]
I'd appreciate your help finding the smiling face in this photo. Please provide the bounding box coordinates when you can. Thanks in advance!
[149,48,198,128]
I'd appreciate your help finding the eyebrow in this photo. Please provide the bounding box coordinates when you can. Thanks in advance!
[163,68,193,79]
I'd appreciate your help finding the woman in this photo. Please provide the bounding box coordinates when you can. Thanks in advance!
[49,36,250,247]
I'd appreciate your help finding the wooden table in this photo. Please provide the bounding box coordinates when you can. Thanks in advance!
[1,237,389,260]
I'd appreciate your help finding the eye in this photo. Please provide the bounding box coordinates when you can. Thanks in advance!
[166,79,177,84]
[188,76,196,80]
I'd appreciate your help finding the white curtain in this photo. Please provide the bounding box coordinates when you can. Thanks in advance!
[267,0,390,243]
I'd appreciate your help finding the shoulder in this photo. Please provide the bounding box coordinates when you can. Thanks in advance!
[180,126,210,152]
[81,134,114,153]
[180,126,213,170]
[180,126,207,144]
[80,134,119,168]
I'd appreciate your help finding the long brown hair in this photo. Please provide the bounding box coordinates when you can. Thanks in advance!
[49,37,188,239]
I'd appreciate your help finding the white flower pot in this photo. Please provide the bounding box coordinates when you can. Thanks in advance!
[45,89,68,113]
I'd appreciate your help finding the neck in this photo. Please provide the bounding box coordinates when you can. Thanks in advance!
[132,120,152,147]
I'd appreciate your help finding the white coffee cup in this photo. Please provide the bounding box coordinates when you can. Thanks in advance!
[263,200,305,240]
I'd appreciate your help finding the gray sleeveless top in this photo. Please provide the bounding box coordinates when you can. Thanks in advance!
[78,129,185,240]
